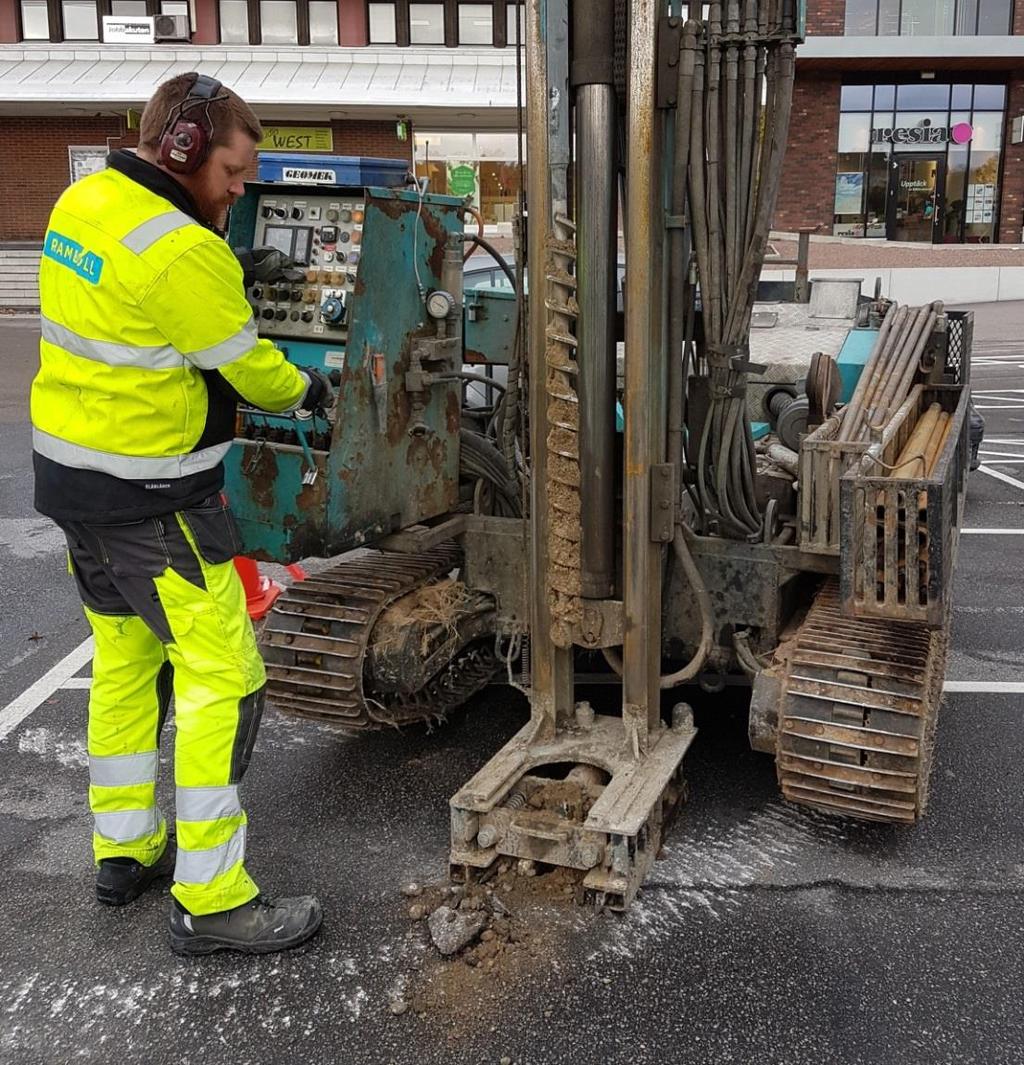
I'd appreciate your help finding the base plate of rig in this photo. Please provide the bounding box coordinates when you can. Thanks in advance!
[449,711,697,910]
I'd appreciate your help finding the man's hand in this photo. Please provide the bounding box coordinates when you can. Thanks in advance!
[234,247,305,287]
[300,367,335,415]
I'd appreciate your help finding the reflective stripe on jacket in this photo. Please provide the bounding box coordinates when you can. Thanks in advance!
[31,160,307,520]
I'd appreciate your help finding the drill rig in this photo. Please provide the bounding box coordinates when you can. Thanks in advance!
[225,0,971,909]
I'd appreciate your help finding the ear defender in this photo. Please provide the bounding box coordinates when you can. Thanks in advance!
[156,73,227,175]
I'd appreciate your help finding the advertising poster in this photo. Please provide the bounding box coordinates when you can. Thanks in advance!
[834,172,864,216]
[446,160,480,206]
[68,146,109,185]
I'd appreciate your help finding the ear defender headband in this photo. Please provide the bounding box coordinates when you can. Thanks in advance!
[157,73,229,175]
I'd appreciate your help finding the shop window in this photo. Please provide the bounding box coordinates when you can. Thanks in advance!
[61,0,97,37]
[901,0,954,34]
[409,2,444,43]
[111,0,147,12]
[367,2,519,47]
[845,0,1011,36]
[865,152,890,238]
[309,0,337,42]
[973,84,1006,110]
[970,113,1004,151]
[840,85,873,111]
[838,113,871,154]
[977,0,1012,32]
[19,0,50,37]
[833,151,868,237]
[943,147,970,242]
[873,84,895,110]
[415,130,524,227]
[951,84,973,108]
[259,0,297,42]
[368,2,396,41]
[965,150,999,242]
[845,0,876,33]
[217,0,336,44]
[219,0,248,39]
[505,2,522,44]
[896,83,951,110]
[459,2,491,44]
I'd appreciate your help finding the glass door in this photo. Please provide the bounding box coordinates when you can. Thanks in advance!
[887,155,946,243]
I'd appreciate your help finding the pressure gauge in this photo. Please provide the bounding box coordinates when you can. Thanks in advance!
[426,289,457,320]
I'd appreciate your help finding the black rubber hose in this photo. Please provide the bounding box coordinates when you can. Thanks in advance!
[462,233,516,291]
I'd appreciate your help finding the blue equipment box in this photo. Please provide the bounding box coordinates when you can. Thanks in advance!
[257,153,411,187]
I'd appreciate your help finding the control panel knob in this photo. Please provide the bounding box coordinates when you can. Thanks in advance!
[301,310,314,323]
[251,286,263,300]
[326,208,339,222]
[260,206,274,219]
[273,206,287,219]
[274,308,288,321]
[260,307,275,320]
[290,309,300,321]
[267,286,278,300]
[291,206,304,220]
[320,296,346,325]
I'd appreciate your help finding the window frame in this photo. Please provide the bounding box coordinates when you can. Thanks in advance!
[844,0,1014,36]
[19,0,198,41]
[367,0,523,47]
[216,0,331,45]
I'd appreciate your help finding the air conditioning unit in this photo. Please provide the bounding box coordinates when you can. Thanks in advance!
[154,13,190,40]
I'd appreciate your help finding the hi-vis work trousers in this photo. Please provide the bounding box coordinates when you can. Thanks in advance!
[59,494,265,916]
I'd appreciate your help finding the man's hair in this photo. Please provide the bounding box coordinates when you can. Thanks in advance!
[139,73,262,154]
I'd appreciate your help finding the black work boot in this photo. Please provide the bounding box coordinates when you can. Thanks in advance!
[168,894,323,956]
[96,843,175,906]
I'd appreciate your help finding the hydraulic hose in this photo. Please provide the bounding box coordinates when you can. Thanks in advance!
[462,233,516,291]
[601,525,714,689]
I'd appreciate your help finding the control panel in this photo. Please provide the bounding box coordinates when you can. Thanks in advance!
[247,192,367,341]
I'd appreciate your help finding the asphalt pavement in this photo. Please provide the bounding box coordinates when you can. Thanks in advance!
[0,305,1022,1065]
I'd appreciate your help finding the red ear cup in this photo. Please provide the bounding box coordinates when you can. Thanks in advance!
[157,118,209,175]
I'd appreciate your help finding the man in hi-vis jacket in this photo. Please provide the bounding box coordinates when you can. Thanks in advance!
[30,72,331,955]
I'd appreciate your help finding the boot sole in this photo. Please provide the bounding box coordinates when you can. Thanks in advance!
[169,910,323,956]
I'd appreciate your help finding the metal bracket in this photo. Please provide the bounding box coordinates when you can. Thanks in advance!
[656,16,683,108]
[573,599,624,649]
[650,464,675,543]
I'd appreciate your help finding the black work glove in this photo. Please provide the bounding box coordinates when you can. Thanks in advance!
[235,247,305,286]
[300,367,335,415]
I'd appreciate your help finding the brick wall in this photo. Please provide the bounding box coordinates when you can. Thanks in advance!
[774,74,842,232]
[806,0,845,35]
[330,119,413,165]
[1014,0,1024,34]
[0,0,18,42]
[0,116,124,241]
[999,76,1024,242]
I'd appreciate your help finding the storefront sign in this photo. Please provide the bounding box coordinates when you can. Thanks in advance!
[872,121,973,146]
[259,126,334,152]
[102,15,155,43]
[281,167,336,185]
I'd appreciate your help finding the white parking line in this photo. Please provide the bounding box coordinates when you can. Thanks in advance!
[60,677,92,689]
[960,528,1024,535]
[978,465,1024,492]
[0,637,94,743]
[944,681,1024,693]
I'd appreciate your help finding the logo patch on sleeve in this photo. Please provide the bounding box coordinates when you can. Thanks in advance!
[43,230,104,285]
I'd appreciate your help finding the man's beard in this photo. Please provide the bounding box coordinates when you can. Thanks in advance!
[193,185,228,233]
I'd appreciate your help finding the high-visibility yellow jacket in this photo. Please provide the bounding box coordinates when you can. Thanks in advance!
[31,151,307,521]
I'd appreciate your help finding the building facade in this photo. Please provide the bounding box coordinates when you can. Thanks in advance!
[0,0,522,240]
[777,0,1024,243]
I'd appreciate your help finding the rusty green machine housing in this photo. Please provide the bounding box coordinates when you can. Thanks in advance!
[224,182,467,562]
